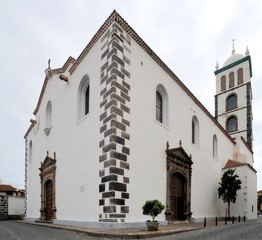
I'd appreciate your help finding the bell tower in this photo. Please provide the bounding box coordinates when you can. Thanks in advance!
[214,42,253,149]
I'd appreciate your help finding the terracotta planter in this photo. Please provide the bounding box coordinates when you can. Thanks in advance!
[146,221,159,231]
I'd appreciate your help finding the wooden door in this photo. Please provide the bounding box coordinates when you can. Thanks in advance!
[45,180,53,221]
[170,174,184,221]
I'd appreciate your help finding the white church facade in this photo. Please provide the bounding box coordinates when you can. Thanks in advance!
[24,11,257,228]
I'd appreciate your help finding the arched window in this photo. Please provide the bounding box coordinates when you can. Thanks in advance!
[156,84,168,126]
[77,75,90,121]
[85,86,90,115]
[229,72,234,88]
[28,140,33,165]
[237,68,243,85]
[156,91,162,122]
[227,116,238,132]
[221,76,226,91]
[213,135,218,159]
[226,94,237,111]
[45,101,52,135]
[192,116,199,145]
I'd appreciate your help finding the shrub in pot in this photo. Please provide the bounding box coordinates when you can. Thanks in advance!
[142,199,165,231]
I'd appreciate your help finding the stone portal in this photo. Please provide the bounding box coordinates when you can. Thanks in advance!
[39,152,57,221]
[165,143,193,222]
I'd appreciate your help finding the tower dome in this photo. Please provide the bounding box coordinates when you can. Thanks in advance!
[222,53,245,67]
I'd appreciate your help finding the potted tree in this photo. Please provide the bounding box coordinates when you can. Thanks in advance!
[142,199,165,231]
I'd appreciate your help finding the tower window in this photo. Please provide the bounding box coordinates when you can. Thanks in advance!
[229,72,234,88]
[156,91,162,123]
[227,116,238,132]
[237,68,243,85]
[221,76,226,91]
[226,94,237,111]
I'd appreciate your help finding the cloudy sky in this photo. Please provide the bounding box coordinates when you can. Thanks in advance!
[1,0,261,190]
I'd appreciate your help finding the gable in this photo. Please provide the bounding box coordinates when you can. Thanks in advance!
[166,147,193,166]
[33,56,75,115]
[25,10,236,146]
[67,10,235,144]
[24,56,75,139]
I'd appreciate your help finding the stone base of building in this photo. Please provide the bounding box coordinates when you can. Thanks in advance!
[53,219,168,229]
[0,215,24,221]
[24,217,168,229]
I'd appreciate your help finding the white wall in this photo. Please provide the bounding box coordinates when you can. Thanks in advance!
[227,165,257,220]
[8,196,25,215]
[247,166,257,219]
[26,32,102,222]
[127,37,238,222]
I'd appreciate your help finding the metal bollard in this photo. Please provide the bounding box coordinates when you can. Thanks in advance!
[238,215,240,223]
[204,217,206,227]
[215,216,218,226]
[232,216,234,224]
[225,216,227,225]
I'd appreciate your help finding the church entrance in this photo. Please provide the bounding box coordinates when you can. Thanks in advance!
[170,173,185,220]
[39,152,57,222]
[45,179,53,221]
[165,142,193,222]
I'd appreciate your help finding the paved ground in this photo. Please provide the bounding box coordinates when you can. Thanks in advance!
[0,216,261,239]
[153,216,262,240]
[0,221,102,240]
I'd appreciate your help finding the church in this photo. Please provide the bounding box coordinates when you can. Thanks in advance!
[24,11,257,229]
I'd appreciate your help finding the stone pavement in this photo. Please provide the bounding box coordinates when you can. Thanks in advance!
[17,220,240,239]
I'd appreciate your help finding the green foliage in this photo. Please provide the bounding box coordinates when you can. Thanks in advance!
[142,200,165,221]
[218,169,242,217]
[258,194,262,205]
[258,195,262,211]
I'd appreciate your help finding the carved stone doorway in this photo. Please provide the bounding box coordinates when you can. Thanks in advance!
[39,152,57,222]
[165,143,193,222]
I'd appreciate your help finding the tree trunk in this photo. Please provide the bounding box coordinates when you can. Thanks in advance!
[228,202,230,218]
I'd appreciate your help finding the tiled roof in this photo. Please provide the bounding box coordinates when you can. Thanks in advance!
[0,184,17,192]
[223,160,257,173]
[258,190,262,194]
[223,160,246,169]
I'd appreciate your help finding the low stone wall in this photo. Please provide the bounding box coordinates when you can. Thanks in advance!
[0,195,25,221]
[0,195,8,220]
